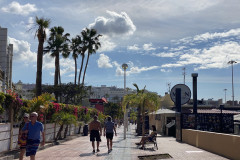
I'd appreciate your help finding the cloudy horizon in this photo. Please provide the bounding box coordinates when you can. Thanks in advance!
[1,0,240,101]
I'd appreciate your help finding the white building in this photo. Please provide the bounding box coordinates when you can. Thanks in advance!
[90,85,136,103]
[14,80,35,100]
[0,26,13,93]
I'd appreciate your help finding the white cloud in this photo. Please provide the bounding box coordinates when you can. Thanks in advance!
[152,52,179,58]
[176,28,240,45]
[26,17,34,29]
[163,47,169,50]
[127,44,140,51]
[128,65,159,74]
[193,28,240,41]
[8,37,36,65]
[160,69,172,73]
[113,61,159,76]
[89,10,136,36]
[98,36,116,52]
[162,41,240,70]
[43,54,55,69]
[43,55,75,76]
[60,58,75,75]
[143,43,156,51]
[1,1,37,16]
[97,54,113,68]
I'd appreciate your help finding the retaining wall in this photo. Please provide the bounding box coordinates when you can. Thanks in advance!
[182,129,240,160]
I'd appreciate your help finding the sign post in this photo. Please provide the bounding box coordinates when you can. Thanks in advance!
[170,84,191,142]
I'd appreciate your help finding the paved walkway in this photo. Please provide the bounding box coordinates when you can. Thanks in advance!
[18,125,229,160]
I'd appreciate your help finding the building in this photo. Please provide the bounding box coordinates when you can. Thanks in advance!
[14,80,35,99]
[90,85,136,103]
[0,26,13,93]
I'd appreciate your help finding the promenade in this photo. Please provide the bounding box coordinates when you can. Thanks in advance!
[18,124,228,160]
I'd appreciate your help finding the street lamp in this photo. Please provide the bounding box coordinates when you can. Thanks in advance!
[223,89,227,104]
[228,60,237,107]
[122,63,128,139]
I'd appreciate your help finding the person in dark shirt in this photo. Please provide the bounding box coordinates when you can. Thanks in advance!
[104,116,117,153]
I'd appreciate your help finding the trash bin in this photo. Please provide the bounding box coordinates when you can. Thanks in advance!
[83,124,88,136]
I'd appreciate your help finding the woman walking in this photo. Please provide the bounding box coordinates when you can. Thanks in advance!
[18,113,30,160]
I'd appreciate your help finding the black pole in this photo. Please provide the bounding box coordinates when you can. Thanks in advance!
[175,88,182,141]
[192,73,198,114]
[176,88,181,112]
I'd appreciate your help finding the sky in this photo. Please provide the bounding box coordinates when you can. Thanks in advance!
[1,0,240,102]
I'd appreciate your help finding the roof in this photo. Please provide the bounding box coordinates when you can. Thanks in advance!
[89,98,108,103]
[234,114,240,121]
[150,108,176,115]
[182,108,240,114]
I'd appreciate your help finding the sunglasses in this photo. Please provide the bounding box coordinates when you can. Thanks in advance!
[30,116,36,117]
[24,117,28,118]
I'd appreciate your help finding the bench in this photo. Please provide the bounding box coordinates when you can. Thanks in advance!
[136,134,158,150]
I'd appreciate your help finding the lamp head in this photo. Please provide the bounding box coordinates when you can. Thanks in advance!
[122,63,128,70]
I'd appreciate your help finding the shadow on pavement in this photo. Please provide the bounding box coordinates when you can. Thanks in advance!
[96,152,109,156]
[79,152,94,157]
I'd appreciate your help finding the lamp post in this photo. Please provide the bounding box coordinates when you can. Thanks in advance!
[122,63,128,139]
[228,60,237,107]
[223,89,227,104]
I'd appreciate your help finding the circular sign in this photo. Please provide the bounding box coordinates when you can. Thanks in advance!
[170,84,191,105]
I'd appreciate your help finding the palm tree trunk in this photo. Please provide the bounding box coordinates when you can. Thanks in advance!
[54,52,60,101]
[74,57,77,85]
[78,54,85,85]
[58,65,62,103]
[142,104,145,137]
[55,124,63,141]
[82,52,90,86]
[136,105,141,135]
[58,65,61,85]
[36,37,44,97]
[64,125,68,138]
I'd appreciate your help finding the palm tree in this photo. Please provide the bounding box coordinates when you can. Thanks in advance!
[35,17,50,97]
[45,26,70,100]
[70,35,83,85]
[81,28,102,86]
[52,112,77,141]
[122,84,161,136]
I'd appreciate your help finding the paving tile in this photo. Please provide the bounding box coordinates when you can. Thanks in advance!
[17,124,229,160]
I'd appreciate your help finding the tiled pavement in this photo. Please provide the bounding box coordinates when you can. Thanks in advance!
[19,124,229,160]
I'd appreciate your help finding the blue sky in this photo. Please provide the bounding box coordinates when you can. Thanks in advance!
[1,0,240,101]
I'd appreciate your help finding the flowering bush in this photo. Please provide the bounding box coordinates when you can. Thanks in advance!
[0,91,106,124]
[0,92,6,114]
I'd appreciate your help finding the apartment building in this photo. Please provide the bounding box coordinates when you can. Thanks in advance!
[0,26,13,93]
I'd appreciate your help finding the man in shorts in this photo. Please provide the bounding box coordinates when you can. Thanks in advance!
[89,115,102,153]
[104,116,117,153]
[22,112,45,160]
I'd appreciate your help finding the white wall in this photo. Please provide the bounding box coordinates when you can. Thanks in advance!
[0,123,81,153]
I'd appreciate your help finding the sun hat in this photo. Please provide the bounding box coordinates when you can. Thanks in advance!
[24,113,29,118]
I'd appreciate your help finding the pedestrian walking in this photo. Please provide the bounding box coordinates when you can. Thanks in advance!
[104,116,117,153]
[18,113,30,160]
[22,112,45,160]
[89,115,102,153]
